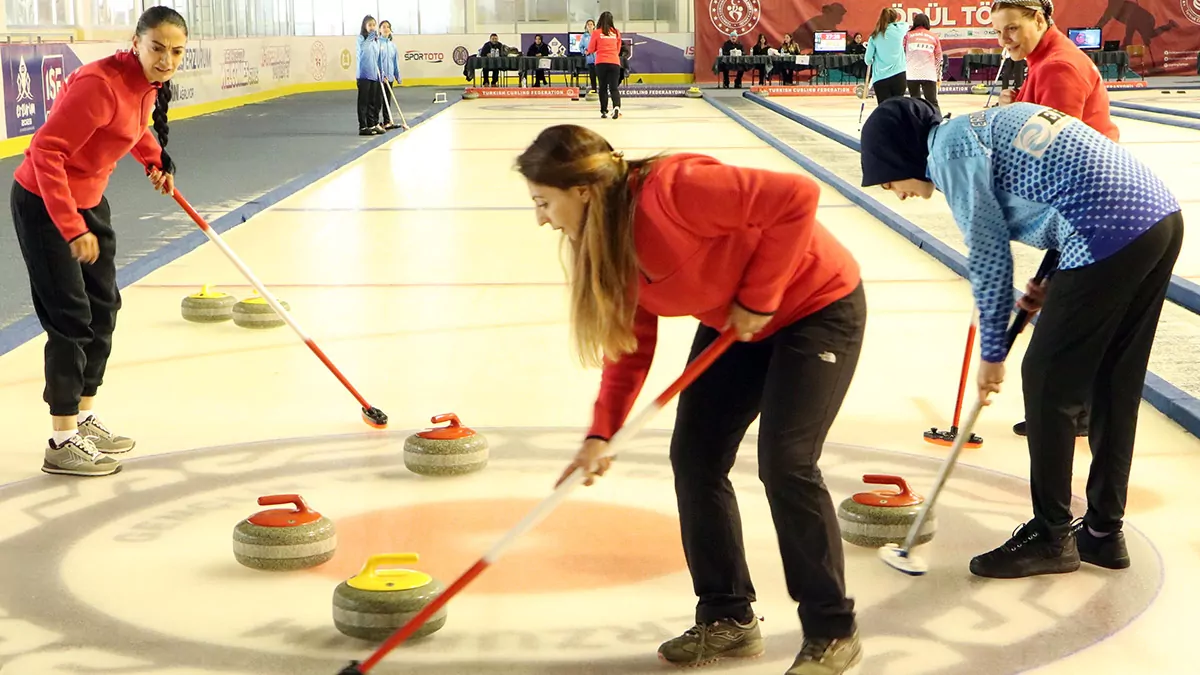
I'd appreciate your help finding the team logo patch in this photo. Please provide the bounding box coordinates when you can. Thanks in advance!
[1182,0,1200,27]
[969,110,988,127]
[1012,109,1075,158]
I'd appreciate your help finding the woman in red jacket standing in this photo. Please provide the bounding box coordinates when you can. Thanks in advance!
[992,0,1112,438]
[519,125,865,675]
[992,0,1119,141]
[586,10,623,118]
[10,6,186,477]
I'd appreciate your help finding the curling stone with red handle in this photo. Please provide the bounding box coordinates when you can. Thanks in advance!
[332,553,447,641]
[403,413,488,476]
[837,474,937,548]
[232,494,337,571]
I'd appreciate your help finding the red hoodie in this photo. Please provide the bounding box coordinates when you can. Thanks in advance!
[587,28,622,66]
[1016,27,1119,141]
[14,49,167,242]
[587,154,861,440]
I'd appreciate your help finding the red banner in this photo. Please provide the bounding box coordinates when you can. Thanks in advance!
[695,0,1200,81]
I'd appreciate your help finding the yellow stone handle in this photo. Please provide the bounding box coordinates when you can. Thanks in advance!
[359,553,420,578]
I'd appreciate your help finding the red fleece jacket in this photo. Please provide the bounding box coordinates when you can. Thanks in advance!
[587,154,861,440]
[14,49,166,242]
[1016,28,1119,141]
[587,28,622,66]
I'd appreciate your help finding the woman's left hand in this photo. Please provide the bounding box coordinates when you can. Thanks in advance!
[727,302,772,341]
[149,168,174,196]
[977,360,1005,405]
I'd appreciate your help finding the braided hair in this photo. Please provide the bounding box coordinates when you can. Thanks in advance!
[135,6,188,175]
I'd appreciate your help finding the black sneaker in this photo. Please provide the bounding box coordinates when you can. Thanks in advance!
[1072,518,1130,569]
[970,520,1080,579]
[1012,420,1089,437]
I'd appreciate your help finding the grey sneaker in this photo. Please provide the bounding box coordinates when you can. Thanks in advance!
[44,435,121,477]
[79,415,135,454]
[786,632,863,675]
[657,616,764,667]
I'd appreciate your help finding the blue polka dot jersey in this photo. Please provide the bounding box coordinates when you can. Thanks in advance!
[925,102,1180,362]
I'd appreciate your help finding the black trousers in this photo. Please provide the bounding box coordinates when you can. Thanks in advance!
[356,78,381,129]
[872,71,907,102]
[671,282,865,639]
[587,63,596,90]
[1023,212,1183,538]
[11,181,121,417]
[596,63,622,113]
[907,79,940,114]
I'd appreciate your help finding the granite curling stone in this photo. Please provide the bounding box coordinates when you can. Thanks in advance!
[404,413,488,476]
[837,474,936,548]
[232,494,337,571]
[232,292,290,329]
[972,83,989,95]
[685,86,703,99]
[585,90,599,102]
[181,285,237,323]
[333,553,447,641]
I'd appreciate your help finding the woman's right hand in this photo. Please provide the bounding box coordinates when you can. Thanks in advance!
[998,89,1015,106]
[70,233,99,264]
[555,438,612,488]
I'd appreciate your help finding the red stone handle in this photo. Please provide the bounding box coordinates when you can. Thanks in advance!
[256,494,311,514]
[860,474,911,497]
[430,413,462,428]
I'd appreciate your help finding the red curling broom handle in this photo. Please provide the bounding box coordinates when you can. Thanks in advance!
[952,321,976,429]
[346,329,739,674]
[171,190,388,427]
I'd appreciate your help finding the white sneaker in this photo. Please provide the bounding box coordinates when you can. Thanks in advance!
[43,435,121,477]
[79,415,136,454]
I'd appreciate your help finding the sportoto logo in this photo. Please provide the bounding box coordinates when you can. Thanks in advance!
[1183,0,1200,26]
[405,50,444,63]
[709,0,761,37]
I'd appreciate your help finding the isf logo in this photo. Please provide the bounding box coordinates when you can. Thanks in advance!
[41,54,64,122]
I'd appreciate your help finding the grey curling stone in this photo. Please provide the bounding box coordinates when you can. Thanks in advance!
[585,90,599,102]
[685,86,703,99]
[837,475,936,548]
[232,295,290,329]
[232,494,337,571]
[333,554,447,641]
[181,286,236,323]
[404,413,489,476]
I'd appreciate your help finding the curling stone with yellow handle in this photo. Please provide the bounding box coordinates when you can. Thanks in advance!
[403,413,489,476]
[232,494,337,571]
[837,474,937,548]
[685,86,703,99]
[181,285,237,323]
[332,553,448,641]
[232,290,290,329]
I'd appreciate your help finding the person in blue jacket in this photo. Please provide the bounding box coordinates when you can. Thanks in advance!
[580,19,596,93]
[356,15,384,135]
[859,98,1182,580]
[864,7,908,102]
[377,20,402,130]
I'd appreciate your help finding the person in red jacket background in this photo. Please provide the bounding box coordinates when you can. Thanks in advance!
[992,0,1119,141]
[518,124,865,675]
[991,0,1111,439]
[10,6,186,477]
[586,11,623,118]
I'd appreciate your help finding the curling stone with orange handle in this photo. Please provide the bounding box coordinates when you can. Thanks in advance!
[232,494,337,570]
[403,413,489,476]
[332,553,448,641]
[837,475,937,548]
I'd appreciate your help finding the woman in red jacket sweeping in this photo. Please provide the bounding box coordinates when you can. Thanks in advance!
[992,0,1113,438]
[586,11,623,118]
[518,125,865,675]
[10,6,186,477]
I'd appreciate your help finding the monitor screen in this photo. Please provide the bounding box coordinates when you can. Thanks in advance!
[1068,27,1102,50]
[568,32,585,54]
[814,31,847,53]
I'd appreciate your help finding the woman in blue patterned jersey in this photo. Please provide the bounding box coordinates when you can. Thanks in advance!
[858,97,1183,580]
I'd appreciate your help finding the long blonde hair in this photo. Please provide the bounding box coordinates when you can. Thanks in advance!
[516,125,658,367]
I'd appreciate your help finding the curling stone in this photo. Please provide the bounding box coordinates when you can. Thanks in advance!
[403,413,488,477]
[181,285,237,323]
[332,553,447,641]
[837,474,936,548]
[232,494,337,571]
[972,83,989,95]
[685,86,703,99]
[462,89,479,100]
[854,83,866,98]
[585,90,599,102]
[232,292,290,329]
[924,424,982,448]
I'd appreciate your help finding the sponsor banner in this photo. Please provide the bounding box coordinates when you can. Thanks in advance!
[403,34,518,81]
[2,36,359,142]
[696,0,1200,81]
[750,78,1148,97]
[618,84,693,97]
[465,86,579,98]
